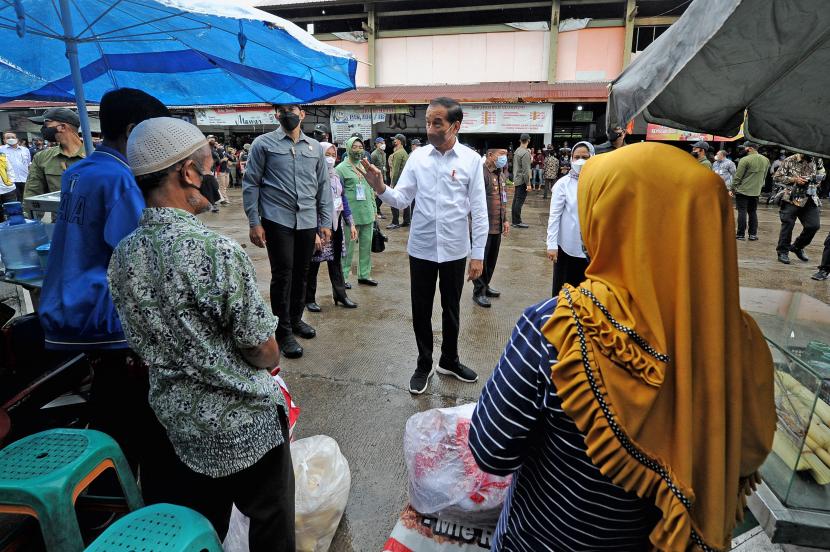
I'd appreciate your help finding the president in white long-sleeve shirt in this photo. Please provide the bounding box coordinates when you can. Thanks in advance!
[361,97,488,395]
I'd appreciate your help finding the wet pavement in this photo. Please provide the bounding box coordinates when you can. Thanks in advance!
[207,188,830,551]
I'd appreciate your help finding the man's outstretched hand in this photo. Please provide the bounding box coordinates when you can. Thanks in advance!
[360,159,386,193]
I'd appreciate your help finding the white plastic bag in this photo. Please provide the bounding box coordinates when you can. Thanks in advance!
[292,435,351,552]
[223,435,350,552]
[404,404,511,526]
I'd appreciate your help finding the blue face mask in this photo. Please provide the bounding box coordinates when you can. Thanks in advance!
[495,154,508,169]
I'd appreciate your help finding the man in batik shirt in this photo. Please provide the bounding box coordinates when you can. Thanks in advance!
[774,153,821,265]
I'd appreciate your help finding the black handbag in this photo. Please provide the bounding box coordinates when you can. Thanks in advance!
[371,221,387,253]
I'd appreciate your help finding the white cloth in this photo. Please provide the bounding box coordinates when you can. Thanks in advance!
[378,140,488,262]
[546,173,586,258]
[0,145,28,182]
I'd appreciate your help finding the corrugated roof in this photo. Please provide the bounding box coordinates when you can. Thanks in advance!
[0,100,77,109]
[313,81,610,105]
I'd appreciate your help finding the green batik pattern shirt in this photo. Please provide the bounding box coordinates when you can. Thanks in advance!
[108,207,284,477]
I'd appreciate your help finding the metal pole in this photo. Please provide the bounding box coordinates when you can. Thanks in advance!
[58,0,94,155]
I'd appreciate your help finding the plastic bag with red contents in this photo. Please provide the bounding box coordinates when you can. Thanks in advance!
[403,403,512,526]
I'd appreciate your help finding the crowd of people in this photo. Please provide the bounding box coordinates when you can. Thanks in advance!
[0,94,808,551]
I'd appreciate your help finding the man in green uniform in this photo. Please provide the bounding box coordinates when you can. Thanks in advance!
[370,137,388,220]
[691,140,713,170]
[729,141,770,241]
[24,107,86,200]
[387,133,410,229]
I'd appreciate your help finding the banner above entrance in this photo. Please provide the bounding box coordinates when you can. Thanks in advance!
[645,123,742,142]
[195,106,278,126]
[460,104,553,134]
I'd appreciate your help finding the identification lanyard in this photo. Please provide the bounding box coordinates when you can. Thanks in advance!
[348,159,368,200]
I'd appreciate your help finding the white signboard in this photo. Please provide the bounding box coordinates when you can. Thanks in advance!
[195,107,278,126]
[329,106,411,142]
[330,107,374,143]
[460,104,553,134]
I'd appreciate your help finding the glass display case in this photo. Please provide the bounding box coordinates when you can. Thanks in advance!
[741,288,830,545]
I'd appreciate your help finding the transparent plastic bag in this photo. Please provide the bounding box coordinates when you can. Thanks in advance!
[223,435,350,552]
[293,435,351,552]
[404,404,511,526]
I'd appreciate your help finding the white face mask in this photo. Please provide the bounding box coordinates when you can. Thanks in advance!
[4,138,17,146]
[571,158,587,174]
[378,143,386,151]
[325,156,336,167]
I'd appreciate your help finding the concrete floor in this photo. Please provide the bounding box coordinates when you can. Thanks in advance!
[208,188,830,551]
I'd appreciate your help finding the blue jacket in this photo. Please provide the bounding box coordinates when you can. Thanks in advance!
[40,146,144,350]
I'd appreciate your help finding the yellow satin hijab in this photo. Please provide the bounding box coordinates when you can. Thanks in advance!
[543,142,775,551]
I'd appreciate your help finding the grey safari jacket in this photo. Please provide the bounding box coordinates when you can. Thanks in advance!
[242,128,332,230]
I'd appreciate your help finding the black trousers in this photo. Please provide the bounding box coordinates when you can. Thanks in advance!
[409,255,466,372]
[820,232,830,270]
[392,203,412,226]
[777,200,821,254]
[305,219,348,303]
[145,409,295,552]
[87,349,173,502]
[473,233,501,297]
[14,182,25,202]
[262,219,317,335]
[552,247,590,297]
[511,184,527,224]
[735,193,759,237]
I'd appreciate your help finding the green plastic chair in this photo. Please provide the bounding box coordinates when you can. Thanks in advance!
[86,503,223,552]
[0,428,143,551]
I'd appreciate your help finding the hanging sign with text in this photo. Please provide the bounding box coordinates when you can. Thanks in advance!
[195,107,278,126]
[460,104,553,134]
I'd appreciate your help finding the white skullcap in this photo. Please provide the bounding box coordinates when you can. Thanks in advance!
[127,117,209,176]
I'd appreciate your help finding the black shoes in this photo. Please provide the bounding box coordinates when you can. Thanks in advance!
[736,235,745,241]
[777,252,791,264]
[748,235,758,241]
[790,246,809,262]
[812,269,830,281]
[278,334,303,358]
[358,278,378,286]
[306,302,321,313]
[437,362,479,383]
[386,223,400,230]
[400,222,410,227]
[485,286,501,298]
[334,296,358,308]
[345,282,352,289]
[292,320,316,339]
[514,223,529,229]
[473,294,491,308]
[409,367,435,395]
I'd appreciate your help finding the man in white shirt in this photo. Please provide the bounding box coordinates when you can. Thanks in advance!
[0,131,30,200]
[360,97,488,394]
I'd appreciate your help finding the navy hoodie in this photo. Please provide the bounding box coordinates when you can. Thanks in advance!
[40,146,144,350]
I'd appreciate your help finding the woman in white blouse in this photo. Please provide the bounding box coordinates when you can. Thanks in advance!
[546,141,594,296]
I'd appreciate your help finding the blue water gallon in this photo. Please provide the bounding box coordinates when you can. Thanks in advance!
[0,202,50,279]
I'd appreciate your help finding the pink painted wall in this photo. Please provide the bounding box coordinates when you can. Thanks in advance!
[376,31,549,86]
[555,27,625,82]
[323,27,624,88]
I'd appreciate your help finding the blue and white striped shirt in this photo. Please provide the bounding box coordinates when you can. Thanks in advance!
[469,298,658,551]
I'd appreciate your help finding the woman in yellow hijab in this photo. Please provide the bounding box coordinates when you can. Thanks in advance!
[470,142,775,551]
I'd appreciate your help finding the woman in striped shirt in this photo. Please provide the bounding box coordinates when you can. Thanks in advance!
[470,142,776,552]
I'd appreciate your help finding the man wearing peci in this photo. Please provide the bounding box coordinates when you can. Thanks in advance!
[360,97,488,395]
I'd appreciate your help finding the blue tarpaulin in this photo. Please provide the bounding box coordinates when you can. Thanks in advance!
[0,0,356,106]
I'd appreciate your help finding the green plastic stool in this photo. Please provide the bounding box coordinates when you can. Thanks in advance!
[0,428,144,551]
[86,503,222,552]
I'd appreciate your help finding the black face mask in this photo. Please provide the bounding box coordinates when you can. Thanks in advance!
[607,128,622,142]
[279,112,301,131]
[41,125,58,142]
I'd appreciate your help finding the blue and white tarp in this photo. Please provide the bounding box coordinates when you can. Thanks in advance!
[0,0,356,105]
